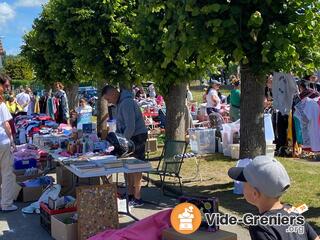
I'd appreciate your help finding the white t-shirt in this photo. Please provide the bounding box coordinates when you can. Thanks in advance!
[76,105,93,129]
[16,92,31,112]
[206,89,221,109]
[0,102,13,145]
[303,98,320,152]
[187,90,193,102]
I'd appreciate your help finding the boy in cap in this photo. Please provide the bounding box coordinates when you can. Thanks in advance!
[228,156,319,240]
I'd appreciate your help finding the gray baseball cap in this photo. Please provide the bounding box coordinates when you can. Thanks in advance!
[228,156,291,198]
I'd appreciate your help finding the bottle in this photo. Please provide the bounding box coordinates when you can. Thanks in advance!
[82,139,87,153]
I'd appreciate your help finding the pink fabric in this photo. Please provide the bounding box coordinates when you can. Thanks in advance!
[88,209,172,240]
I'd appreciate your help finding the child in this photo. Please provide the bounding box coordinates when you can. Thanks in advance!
[228,156,319,240]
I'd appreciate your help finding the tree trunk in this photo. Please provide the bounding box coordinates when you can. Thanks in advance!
[97,79,108,134]
[240,65,265,159]
[65,83,79,111]
[164,83,187,141]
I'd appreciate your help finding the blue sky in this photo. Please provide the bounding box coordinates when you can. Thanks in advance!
[0,0,47,55]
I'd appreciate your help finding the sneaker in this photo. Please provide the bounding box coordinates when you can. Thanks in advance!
[119,193,134,201]
[129,199,144,207]
[2,204,18,212]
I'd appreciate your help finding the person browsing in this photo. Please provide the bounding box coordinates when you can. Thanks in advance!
[102,85,148,207]
[206,80,222,115]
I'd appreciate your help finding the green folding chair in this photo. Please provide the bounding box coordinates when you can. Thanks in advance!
[147,140,188,195]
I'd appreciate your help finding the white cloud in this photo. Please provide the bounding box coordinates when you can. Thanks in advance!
[0,2,15,25]
[15,0,48,8]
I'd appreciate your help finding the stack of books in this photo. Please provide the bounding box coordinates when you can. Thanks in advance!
[70,162,105,174]
[123,159,152,170]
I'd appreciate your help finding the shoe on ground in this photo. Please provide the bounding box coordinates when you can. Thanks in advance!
[129,198,144,207]
[2,204,18,212]
[119,193,134,201]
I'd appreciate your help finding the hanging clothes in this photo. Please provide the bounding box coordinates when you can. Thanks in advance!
[34,96,40,114]
[294,100,311,148]
[46,97,55,120]
[55,90,69,124]
[272,72,297,115]
[39,95,48,114]
[303,98,320,152]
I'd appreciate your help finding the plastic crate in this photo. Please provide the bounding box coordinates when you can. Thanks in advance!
[188,128,216,154]
[230,144,240,159]
[229,144,276,160]
[14,159,37,170]
[40,202,77,234]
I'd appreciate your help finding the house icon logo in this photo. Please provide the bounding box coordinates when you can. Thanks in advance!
[170,202,202,234]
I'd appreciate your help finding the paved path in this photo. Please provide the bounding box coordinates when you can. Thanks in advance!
[0,183,250,240]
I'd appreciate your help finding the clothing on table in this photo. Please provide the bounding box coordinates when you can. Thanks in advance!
[249,208,318,240]
[16,92,31,113]
[0,102,12,145]
[0,144,16,208]
[116,90,148,140]
[55,90,69,124]
[272,72,297,115]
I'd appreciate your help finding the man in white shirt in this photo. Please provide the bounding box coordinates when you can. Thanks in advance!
[16,88,31,113]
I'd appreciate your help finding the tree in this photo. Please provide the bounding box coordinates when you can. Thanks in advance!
[194,0,320,158]
[3,55,33,82]
[47,0,138,130]
[22,5,82,109]
[131,0,223,140]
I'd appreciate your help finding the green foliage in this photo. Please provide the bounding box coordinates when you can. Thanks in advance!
[3,55,33,81]
[130,0,224,95]
[198,0,320,75]
[21,6,80,88]
[47,0,137,85]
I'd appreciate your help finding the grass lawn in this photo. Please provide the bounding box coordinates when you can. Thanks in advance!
[190,87,231,104]
[148,150,320,232]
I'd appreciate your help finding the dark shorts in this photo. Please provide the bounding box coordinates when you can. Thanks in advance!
[131,133,148,160]
[206,107,220,115]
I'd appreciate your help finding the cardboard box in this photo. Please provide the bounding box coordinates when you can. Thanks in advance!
[162,228,237,240]
[56,165,100,196]
[18,185,44,202]
[14,169,41,182]
[51,212,78,240]
[146,138,158,152]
